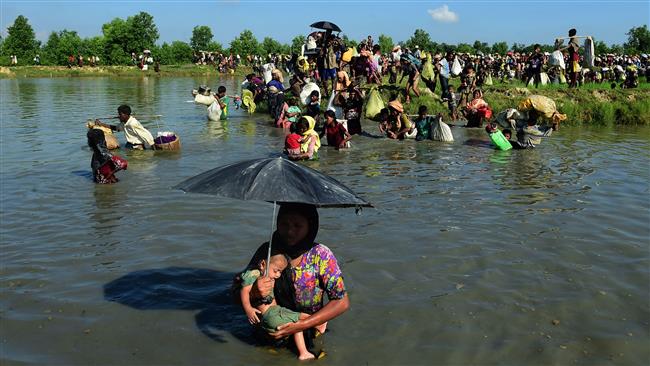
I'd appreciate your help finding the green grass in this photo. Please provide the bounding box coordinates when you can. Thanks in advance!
[372,76,650,126]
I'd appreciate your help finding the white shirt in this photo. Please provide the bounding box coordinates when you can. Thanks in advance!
[121,116,154,147]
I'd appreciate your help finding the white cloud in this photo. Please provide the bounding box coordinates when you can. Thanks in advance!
[428,5,459,23]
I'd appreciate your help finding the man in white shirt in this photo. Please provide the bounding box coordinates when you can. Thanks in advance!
[95,105,154,149]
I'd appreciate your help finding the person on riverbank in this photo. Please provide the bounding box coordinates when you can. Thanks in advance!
[239,253,325,360]
[239,203,349,356]
[304,90,321,127]
[94,105,154,150]
[527,45,545,88]
[400,57,420,104]
[437,52,453,100]
[339,87,363,135]
[87,129,128,184]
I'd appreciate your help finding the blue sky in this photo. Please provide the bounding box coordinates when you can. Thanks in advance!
[1,1,648,48]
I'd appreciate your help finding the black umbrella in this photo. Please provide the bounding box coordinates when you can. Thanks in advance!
[310,21,342,32]
[174,157,371,274]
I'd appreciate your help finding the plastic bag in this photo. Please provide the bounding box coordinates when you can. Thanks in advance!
[484,73,493,86]
[327,92,344,119]
[451,57,462,76]
[431,118,454,142]
[262,63,274,84]
[207,100,222,121]
[300,82,321,106]
[421,59,435,80]
[550,50,565,69]
[364,88,385,120]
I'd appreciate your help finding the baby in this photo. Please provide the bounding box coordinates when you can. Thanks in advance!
[239,254,325,360]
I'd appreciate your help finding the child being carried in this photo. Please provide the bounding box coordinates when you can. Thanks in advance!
[239,253,326,360]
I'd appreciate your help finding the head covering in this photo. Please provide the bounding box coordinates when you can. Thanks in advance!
[268,86,279,94]
[300,116,321,153]
[388,100,404,113]
[272,69,284,83]
[336,71,351,91]
[87,129,112,174]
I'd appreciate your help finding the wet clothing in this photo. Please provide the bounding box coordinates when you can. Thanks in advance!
[109,116,154,149]
[261,305,301,333]
[414,116,433,141]
[324,121,348,147]
[285,133,302,155]
[219,96,230,120]
[88,129,127,184]
[267,79,284,92]
[289,244,346,314]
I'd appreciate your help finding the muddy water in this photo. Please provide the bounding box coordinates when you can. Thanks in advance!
[1,76,649,365]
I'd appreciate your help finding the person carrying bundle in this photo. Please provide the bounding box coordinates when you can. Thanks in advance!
[94,105,154,150]
[87,129,128,183]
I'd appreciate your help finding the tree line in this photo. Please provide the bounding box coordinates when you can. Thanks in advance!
[1,13,648,66]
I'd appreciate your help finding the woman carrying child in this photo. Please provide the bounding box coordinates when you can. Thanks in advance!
[463,89,492,128]
[237,203,349,357]
[287,117,321,161]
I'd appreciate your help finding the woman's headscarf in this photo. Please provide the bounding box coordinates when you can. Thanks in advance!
[87,129,112,174]
[300,116,321,153]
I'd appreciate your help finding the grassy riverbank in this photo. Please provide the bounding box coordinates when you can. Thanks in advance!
[375,78,650,126]
[3,65,648,125]
[0,64,252,78]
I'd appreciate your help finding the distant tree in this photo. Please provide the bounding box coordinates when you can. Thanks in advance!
[406,29,432,51]
[261,37,284,56]
[101,12,159,64]
[157,41,193,65]
[291,35,306,54]
[127,12,159,52]
[341,35,357,49]
[4,15,40,62]
[491,41,508,55]
[41,30,81,65]
[82,36,106,62]
[378,34,393,54]
[624,25,650,53]
[511,42,527,53]
[456,43,473,54]
[230,30,260,57]
[472,40,489,54]
[440,43,456,54]
[191,25,213,51]
[206,41,223,53]
[609,44,625,55]
[594,40,610,55]
[101,18,131,64]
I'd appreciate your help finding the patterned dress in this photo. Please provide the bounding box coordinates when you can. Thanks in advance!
[290,244,346,314]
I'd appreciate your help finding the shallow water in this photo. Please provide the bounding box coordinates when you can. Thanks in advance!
[1,76,649,365]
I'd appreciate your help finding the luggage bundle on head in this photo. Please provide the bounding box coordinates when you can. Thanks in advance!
[364,87,385,120]
[194,93,216,106]
[86,120,119,149]
[153,131,181,151]
[518,95,567,123]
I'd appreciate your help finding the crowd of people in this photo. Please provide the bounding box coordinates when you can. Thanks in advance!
[82,27,645,360]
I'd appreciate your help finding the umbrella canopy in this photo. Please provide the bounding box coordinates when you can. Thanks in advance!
[309,21,342,32]
[174,157,371,208]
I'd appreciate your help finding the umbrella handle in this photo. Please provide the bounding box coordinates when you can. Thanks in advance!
[265,201,277,277]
